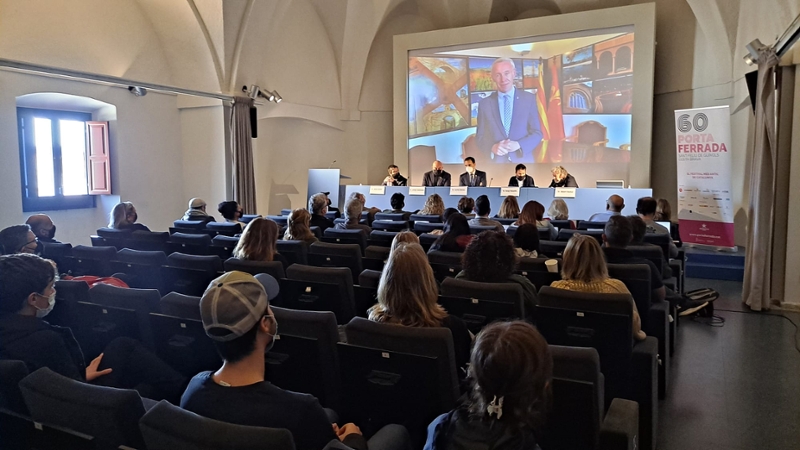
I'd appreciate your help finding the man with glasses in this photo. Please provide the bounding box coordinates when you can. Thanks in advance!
[0,224,38,255]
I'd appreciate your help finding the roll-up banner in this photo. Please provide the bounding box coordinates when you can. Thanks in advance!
[674,106,736,250]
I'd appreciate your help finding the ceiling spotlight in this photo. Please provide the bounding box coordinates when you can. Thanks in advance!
[743,38,768,66]
[262,90,276,102]
[128,86,147,97]
[247,85,260,100]
[272,90,282,103]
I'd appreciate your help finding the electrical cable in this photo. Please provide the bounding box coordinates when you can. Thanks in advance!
[711,308,800,355]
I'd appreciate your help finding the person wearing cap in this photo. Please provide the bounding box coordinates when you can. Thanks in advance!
[181,271,411,450]
[182,198,216,222]
[26,214,61,244]
[323,192,341,218]
[308,192,335,232]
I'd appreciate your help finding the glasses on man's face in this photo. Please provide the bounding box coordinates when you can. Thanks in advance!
[22,238,38,253]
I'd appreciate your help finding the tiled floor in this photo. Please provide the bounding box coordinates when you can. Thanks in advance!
[657,278,800,450]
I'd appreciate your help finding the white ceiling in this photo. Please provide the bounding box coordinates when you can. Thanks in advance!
[431,31,628,60]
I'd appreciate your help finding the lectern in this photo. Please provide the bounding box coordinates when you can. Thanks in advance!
[308,169,350,208]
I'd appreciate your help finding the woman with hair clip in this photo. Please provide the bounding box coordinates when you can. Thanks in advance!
[283,208,318,244]
[425,321,552,450]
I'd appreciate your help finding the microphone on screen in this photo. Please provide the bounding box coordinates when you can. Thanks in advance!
[328,160,337,169]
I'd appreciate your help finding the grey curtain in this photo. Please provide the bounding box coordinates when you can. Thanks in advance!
[230,97,257,213]
[743,49,780,311]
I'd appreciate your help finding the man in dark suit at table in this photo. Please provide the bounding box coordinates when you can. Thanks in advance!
[475,57,543,163]
[458,156,487,187]
[422,160,451,186]
[507,163,536,187]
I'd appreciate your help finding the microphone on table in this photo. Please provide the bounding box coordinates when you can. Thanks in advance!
[328,160,336,169]
[489,178,493,187]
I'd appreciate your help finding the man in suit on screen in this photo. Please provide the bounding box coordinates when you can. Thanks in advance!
[475,57,543,162]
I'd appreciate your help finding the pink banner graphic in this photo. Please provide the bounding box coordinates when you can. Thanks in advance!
[674,106,736,249]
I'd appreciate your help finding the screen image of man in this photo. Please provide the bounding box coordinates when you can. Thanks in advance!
[475,58,543,163]
[508,164,535,187]
[422,160,451,186]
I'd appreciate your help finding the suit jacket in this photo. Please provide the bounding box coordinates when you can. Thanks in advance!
[459,170,487,187]
[548,174,579,188]
[507,175,536,187]
[382,174,407,186]
[422,170,451,187]
[476,89,543,162]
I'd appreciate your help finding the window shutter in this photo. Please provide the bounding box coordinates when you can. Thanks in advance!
[86,121,111,195]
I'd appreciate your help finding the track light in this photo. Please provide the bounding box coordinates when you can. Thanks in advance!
[743,38,768,66]
[128,86,147,97]
[242,85,282,103]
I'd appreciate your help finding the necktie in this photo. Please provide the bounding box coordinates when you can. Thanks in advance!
[503,94,511,137]
[470,174,475,186]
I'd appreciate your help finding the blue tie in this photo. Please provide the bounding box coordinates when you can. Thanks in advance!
[503,94,511,137]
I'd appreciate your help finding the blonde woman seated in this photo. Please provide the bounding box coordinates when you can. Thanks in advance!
[550,234,646,341]
[283,208,318,244]
[496,196,520,219]
[109,202,150,232]
[233,218,288,269]
[419,194,445,216]
[516,201,557,240]
[547,199,569,220]
[389,231,419,256]
[368,243,472,375]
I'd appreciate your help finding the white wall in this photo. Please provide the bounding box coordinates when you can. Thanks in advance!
[0,70,186,246]
[178,98,228,215]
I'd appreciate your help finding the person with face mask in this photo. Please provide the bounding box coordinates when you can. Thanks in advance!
[26,214,61,244]
[422,160,452,186]
[508,163,536,187]
[0,224,39,255]
[458,156,488,187]
[0,254,186,401]
[181,271,411,450]
[109,201,151,231]
[382,164,408,187]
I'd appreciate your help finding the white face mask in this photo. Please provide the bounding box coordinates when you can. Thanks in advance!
[264,315,279,353]
[466,166,475,174]
[35,291,56,318]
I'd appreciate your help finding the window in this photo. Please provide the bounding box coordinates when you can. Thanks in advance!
[17,107,110,211]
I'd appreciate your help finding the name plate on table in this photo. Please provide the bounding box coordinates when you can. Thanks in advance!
[369,186,386,195]
[449,186,468,196]
[409,186,426,196]
[554,187,577,198]
[500,187,520,197]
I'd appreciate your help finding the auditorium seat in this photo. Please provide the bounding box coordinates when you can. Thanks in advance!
[413,221,444,234]
[427,250,463,281]
[370,220,409,232]
[536,286,658,450]
[166,252,223,272]
[110,249,168,292]
[439,278,525,330]
[160,292,202,320]
[409,213,442,223]
[127,231,171,253]
[418,233,438,251]
[0,359,30,418]
[515,257,563,289]
[322,228,367,252]
[469,225,497,234]
[241,214,262,224]
[84,283,161,350]
[550,219,574,230]
[19,368,148,450]
[269,307,342,410]
[358,269,382,289]
[308,242,363,283]
[539,240,568,257]
[276,240,309,265]
[494,217,517,225]
[206,221,242,236]
[368,230,397,247]
[437,295,521,334]
[284,265,356,324]
[538,227,553,241]
[47,280,89,328]
[173,219,210,230]
[40,241,73,272]
[96,227,132,250]
[67,245,117,276]
[280,209,293,216]
[139,400,295,450]
[164,253,223,296]
[224,257,285,280]
[266,215,288,227]
[148,313,219,378]
[578,220,609,230]
[557,228,604,243]
[364,245,390,261]
[374,212,408,222]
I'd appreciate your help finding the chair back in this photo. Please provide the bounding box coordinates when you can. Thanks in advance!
[127,231,170,253]
[516,257,563,289]
[437,295,521,334]
[627,245,665,275]
[148,313,220,377]
[224,258,286,279]
[440,278,526,322]
[139,400,295,450]
[96,228,132,249]
[358,269,382,289]
[206,222,242,236]
[368,230,398,247]
[164,253,222,296]
[427,250,463,282]
[371,220,409,232]
[642,233,671,260]
[539,240,568,257]
[578,220,608,230]
[115,248,167,266]
[173,220,209,230]
[40,241,73,271]
[240,214,262,224]
[538,227,553,241]
[0,360,29,416]
[556,229,604,244]
[284,265,356,323]
[160,292,202,320]
[494,217,517,225]
[374,213,407,221]
[413,222,444,234]
[469,225,496,234]
[276,240,309,265]
[344,317,459,412]
[409,214,442,223]
[269,307,342,410]
[85,284,160,352]
[47,280,90,327]
[167,252,223,272]
[19,368,146,450]
[266,215,289,227]
[418,233,438,251]
[607,263,652,327]
[550,220,573,230]
[170,232,213,246]
[68,245,117,276]
[364,245,390,261]
[322,228,367,252]
[308,242,363,283]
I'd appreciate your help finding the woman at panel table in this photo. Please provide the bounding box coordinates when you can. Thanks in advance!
[548,166,579,188]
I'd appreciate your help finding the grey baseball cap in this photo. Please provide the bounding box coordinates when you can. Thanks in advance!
[200,271,269,342]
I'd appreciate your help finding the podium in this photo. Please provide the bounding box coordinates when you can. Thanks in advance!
[308,169,350,209]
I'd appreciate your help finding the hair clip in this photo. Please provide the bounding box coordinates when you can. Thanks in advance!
[486,395,504,419]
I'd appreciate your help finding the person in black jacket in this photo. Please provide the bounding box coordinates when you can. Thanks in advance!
[0,254,185,401]
[110,201,151,231]
[458,157,487,187]
[422,160,452,186]
[548,166,578,188]
[424,321,552,450]
[508,164,536,187]
[382,164,408,186]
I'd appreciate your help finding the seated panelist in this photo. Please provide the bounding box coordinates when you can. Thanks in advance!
[382,164,407,186]
[548,165,578,188]
[422,160,451,187]
[508,163,536,187]
[458,157,487,187]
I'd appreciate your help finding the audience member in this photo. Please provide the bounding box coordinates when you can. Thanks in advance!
[218,201,245,226]
[654,198,672,222]
[182,198,216,222]
[308,192,335,232]
[0,253,185,400]
[383,193,412,220]
[636,197,678,258]
[419,194,445,216]
[335,198,373,236]
[588,195,625,222]
[109,202,151,231]
[550,234,645,341]
[468,196,504,233]
[513,223,540,258]
[602,216,665,302]
[547,199,569,220]
[497,195,520,219]
[181,271,409,450]
[456,231,537,313]
[516,201,557,240]
[628,215,647,244]
[233,218,289,268]
[368,243,472,375]
[0,225,38,255]
[323,192,340,218]
[283,208,318,244]
[457,197,475,218]
[348,191,380,224]
[429,208,459,236]
[424,321,551,450]
[430,214,472,253]
[26,214,60,243]
[389,231,420,257]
